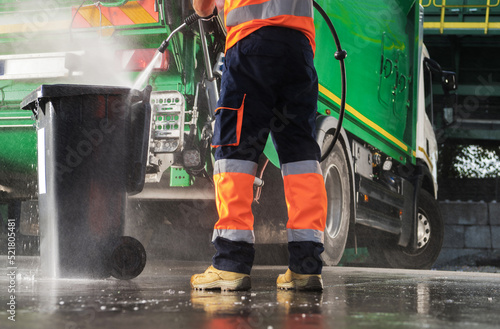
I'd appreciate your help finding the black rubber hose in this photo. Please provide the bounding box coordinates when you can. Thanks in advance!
[313,1,347,162]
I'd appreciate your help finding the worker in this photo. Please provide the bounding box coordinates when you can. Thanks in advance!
[190,0,328,291]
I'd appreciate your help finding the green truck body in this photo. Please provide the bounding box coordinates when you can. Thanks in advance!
[0,0,454,268]
[315,1,419,164]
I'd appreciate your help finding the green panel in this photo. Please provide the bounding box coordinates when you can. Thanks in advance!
[170,167,192,187]
[1,82,46,105]
[1,83,40,177]
[0,125,36,174]
[314,0,418,163]
[338,247,370,266]
[263,136,280,168]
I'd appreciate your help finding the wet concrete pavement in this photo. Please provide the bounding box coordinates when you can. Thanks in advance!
[1,256,500,329]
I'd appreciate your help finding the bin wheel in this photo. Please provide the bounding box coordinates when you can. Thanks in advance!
[110,236,147,280]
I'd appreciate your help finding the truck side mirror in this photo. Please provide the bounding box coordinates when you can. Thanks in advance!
[441,71,457,92]
[440,71,457,125]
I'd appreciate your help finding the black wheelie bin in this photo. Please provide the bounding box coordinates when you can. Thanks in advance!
[22,84,151,279]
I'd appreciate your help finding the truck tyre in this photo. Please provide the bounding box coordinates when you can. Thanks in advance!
[369,189,444,269]
[320,135,351,266]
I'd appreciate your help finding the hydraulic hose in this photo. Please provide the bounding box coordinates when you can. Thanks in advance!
[313,1,347,162]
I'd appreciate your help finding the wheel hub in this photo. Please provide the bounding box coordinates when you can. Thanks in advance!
[324,164,343,239]
[416,212,431,249]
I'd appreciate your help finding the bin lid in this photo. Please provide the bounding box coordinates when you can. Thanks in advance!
[21,84,140,111]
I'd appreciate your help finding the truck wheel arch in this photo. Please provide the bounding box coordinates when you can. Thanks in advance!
[416,160,436,199]
[315,114,355,203]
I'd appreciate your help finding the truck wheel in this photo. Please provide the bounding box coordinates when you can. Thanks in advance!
[321,135,351,266]
[369,189,444,269]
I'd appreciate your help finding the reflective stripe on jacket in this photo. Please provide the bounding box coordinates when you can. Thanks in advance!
[223,0,315,53]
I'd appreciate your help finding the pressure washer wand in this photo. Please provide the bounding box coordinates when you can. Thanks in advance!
[158,8,218,53]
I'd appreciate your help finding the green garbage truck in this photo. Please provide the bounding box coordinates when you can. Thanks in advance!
[0,0,455,268]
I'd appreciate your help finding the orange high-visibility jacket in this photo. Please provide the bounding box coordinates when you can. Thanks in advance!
[223,0,316,53]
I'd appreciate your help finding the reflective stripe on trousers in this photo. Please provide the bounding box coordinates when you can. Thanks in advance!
[282,160,327,244]
[213,159,257,244]
[212,159,327,245]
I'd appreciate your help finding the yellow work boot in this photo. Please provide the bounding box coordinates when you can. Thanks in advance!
[276,269,323,291]
[191,266,251,291]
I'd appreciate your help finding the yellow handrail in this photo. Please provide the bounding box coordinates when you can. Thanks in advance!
[486,0,492,33]
[420,0,432,7]
[440,0,447,33]
[419,0,500,34]
[431,0,500,8]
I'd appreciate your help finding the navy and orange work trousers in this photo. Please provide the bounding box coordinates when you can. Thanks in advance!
[211,26,328,275]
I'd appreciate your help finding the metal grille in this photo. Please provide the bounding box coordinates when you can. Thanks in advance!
[150,90,185,153]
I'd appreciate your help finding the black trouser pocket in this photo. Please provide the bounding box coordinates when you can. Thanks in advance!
[212,94,245,147]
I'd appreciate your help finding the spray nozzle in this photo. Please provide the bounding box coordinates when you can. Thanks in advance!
[158,39,169,53]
